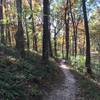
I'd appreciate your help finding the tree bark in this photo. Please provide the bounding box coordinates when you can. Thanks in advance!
[6,24,11,46]
[48,2,53,57]
[62,33,65,58]
[69,0,77,57]
[29,0,37,51]
[42,0,50,61]
[15,0,25,58]
[5,1,12,46]
[54,33,57,57]
[24,11,30,51]
[0,0,5,44]
[49,34,53,57]
[82,0,92,74]
[64,0,70,60]
[65,10,69,60]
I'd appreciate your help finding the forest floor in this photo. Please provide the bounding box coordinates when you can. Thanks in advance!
[43,60,84,100]
[0,45,100,100]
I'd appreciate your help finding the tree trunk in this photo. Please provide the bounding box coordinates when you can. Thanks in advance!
[32,17,38,51]
[64,0,70,60]
[0,0,5,44]
[69,0,77,57]
[48,2,53,57]
[15,0,25,58]
[75,23,78,57]
[62,33,65,58]
[29,0,37,51]
[24,11,30,51]
[65,10,69,60]
[49,34,53,57]
[5,1,12,46]
[82,0,92,74]
[54,34,57,57]
[6,24,11,46]
[42,0,50,61]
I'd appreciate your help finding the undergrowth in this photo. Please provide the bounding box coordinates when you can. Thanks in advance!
[70,55,100,76]
[71,70,100,100]
[69,54,100,100]
[0,45,59,100]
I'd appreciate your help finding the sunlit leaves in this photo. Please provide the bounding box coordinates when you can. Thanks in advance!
[90,8,100,52]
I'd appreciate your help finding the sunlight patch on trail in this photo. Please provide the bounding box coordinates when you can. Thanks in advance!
[60,64,70,69]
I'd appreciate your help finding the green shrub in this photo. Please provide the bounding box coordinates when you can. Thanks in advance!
[31,84,42,96]
[70,55,85,73]
[0,44,20,58]
[91,63,100,75]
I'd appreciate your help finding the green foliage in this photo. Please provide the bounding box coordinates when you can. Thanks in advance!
[0,57,43,100]
[90,8,100,53]
[31,84,42,96]
[91,63,100,75]
[0,46,59,100]
[0,44,20,58]
[70,55,85,73]
[0,59,25,100]
[70,55,100,81]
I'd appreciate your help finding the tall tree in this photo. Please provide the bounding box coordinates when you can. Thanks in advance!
[48,2,53,57]
[23,7,30,51]
[0,0,4,44]
[82,0,92,74]
[42,0,50,61]
[5,0,12,46]
[15,0,25,57]
[69,0,76,57]
[54,27,57,57]
[65,0,70,60]
[28,0,37,51]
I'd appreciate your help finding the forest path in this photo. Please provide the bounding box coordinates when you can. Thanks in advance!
[43,60,77,100]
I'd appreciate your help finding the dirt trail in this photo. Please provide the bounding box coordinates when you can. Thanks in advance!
[43,60,76,100]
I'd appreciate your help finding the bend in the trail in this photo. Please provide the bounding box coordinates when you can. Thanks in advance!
[43,60,77,100]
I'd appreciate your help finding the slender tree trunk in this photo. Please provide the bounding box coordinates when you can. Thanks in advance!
[54,37,57,57]
[54,30,57,57]
[29,0,37,51]
[0,0,5,44]
[16,0,25,58]
[5,1,11,46]
[74,16,80,57]
[75,23,78,57]
[24,11,30,51]
[6,24,11,45]
[0,25,4,44]
[48,2,53,57]
[32,17,38,51]
[82,0,92,74]
[69,0,77,57]
[71,14,76,56]
[49,35,53,57]
[62,33,65,58]
[65,10,69,60]
[64,0,70,60]
[42,0,50,61]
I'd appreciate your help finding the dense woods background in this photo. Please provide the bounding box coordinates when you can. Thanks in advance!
[0,0,100,100]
